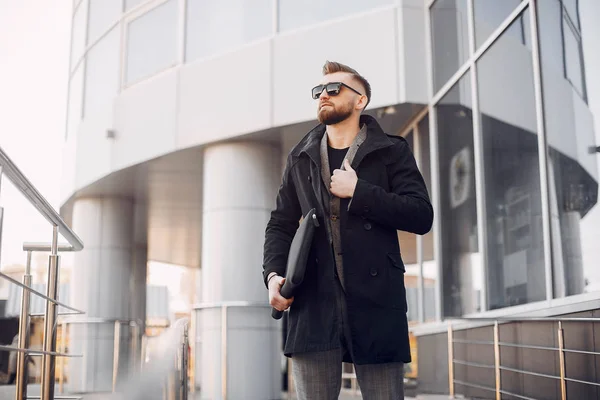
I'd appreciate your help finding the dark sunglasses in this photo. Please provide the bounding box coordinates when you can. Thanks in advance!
[311,82,364,100]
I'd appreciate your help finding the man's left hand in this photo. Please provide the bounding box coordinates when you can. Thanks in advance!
[331,159,358,199]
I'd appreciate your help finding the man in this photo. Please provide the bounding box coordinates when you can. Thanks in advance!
[262,61,433,399]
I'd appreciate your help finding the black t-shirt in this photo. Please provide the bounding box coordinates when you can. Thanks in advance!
[327,145,351,213]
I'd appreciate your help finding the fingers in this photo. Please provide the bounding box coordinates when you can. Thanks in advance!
[269,277,294,311]
[270,292,294,311]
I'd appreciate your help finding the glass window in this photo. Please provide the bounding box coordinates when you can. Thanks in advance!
[477,9,546,309]
[186,0,273,62]
[126,0,178,85]
[430,0,470,94]
[67,63,85,138]
[87,0,122,45]
[563,18,586,99]
[125,0,147,11]
[278,0,394,32]
[436,71,481,317]
[561,0,580,29]
[538,1,598,298]
[536,0,564,77]
[473,0,521,49]
[417,117,437,322]
[398,131,419,323]
[84,27,120,117]
[71,0,88,70]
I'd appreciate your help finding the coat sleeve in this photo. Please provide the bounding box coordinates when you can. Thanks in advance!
[262,155,302,288]
[348,138,434,235]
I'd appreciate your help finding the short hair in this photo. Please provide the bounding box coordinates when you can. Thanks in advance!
[322,61,371,108]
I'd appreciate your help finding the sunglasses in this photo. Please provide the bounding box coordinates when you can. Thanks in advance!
[311,82,364,100]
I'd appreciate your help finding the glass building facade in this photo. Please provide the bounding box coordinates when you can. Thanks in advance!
[67,0,599,324]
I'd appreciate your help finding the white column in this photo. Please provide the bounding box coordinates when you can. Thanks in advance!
[130,203,148,336]
[198,141,282,400]
[69,197,134,392]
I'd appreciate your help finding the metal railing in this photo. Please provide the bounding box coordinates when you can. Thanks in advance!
[139,319,189,400]
[56,318,141,394]
[0,146,85,400]
[447,316,600,400]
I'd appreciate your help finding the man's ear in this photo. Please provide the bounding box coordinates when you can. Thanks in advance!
[355,95,368,111]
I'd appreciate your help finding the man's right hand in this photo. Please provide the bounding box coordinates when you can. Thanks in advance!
[268,275,294,312]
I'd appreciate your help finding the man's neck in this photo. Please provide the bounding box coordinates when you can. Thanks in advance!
[326,117,361,149]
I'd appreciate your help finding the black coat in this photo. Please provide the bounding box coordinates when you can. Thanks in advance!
[263,115,433,365]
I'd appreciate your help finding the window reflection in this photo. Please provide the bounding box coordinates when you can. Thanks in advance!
[278,0,394,32]
[473,0,520,48]
[563,17,586,99]
[399,131,419,323]
[417,117,437,322]
[126,0,178,84]
[71,0,88,69]
[186,0,273,63]
[430,0,469,93]
[561,0,580,29]
[477,9,546,309]
[87,0,122,46]
[537,0,599,297]
[85,27,120,118]
[436,71,481,317]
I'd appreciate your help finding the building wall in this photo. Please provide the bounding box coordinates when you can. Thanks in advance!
[61,1,429,205]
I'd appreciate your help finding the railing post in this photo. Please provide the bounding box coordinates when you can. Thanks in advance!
[141,334,147,373]
[59,321,67,394]
[181,325,189,400]
[130,322,139,375]
[221,305,228,399]
[447,323,454,398]
[41,226,60,400]
[190,311,196,394]
[558,321,567,400]
[494,321,501,400]
[15,250,32,400]
[113,321,121,392]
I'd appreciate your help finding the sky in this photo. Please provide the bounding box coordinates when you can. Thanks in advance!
[0,0,72,269]
[0,0,599,292]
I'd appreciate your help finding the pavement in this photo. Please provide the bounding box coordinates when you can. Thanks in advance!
[0,384,454,399]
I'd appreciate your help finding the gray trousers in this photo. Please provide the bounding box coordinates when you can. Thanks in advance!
[291,347,405,400]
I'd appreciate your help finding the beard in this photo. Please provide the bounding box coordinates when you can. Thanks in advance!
[317,102,354,125]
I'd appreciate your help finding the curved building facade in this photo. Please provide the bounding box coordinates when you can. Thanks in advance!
[61,0,600,398]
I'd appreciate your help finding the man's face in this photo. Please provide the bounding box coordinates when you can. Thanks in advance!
[315,72,364,125]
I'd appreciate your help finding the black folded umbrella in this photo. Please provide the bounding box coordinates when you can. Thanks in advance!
[271,208,320,320]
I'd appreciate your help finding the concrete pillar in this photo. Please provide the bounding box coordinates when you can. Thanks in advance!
[69,197,134,392]
[130,204,148,336]
[197,142,281,400]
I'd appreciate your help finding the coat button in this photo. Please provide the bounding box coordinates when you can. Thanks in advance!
[315,258,319,264]
[364,206,370,213]
[364,222,372,230]
[308,175,312,182]
[370,268,378,277]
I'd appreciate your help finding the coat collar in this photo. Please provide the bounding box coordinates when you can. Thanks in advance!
[292,114,395,169]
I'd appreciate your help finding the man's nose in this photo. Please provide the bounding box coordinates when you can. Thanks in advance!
[319,89,330,100]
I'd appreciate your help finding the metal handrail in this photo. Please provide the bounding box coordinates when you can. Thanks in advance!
[23,242,77,252]
[56,318,141,394]
[0,147,83,251]
[0,271,85,314]
[0,147,85,400]
[447,317,600,400]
